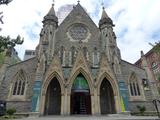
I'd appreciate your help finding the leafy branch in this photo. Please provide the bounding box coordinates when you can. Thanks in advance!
[0,0,12,5]
[0,35,24,53]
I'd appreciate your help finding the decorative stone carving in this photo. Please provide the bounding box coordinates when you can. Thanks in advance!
[67,23,91,42]
[69,23,88,40]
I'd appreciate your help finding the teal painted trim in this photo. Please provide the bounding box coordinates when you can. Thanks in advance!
[31,80,42,112]
[72,76,89,90]
[118,81,129,111]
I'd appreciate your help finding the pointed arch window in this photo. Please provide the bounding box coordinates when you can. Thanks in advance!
[129,83,134,96]
[83,47,89,60]
[13,81,17,95]
[113,58,121,74]
[12,70,26,96]
[129,74,141,96]
[69,46,76,66]
[93,47,99,67]
[59,46,65,66]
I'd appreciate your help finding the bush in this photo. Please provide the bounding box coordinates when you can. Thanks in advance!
[6,108,16,116]
[137,105,146,115]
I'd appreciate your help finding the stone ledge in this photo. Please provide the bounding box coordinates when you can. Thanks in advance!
[29,112,40,118]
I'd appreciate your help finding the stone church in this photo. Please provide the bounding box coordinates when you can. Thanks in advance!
[0,2,158,116]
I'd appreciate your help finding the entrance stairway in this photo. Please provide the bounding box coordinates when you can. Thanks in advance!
[79,96,87,114]
[26,115,159,120]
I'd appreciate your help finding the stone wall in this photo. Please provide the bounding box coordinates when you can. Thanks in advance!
[7,101,31,113]
[0,57,37,100]
[128,101,155,113]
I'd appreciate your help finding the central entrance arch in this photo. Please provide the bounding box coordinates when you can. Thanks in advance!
[70,74,91,115]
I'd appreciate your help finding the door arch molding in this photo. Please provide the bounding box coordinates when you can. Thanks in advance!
[67,67,94,95]
[96,72,121,113]
[40,72,64,115]
[97,72,118,96]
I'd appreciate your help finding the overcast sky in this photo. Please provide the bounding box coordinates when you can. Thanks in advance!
[0,0,160,63]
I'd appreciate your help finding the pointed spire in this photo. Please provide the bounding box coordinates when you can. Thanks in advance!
[43,3,58,26]
[47,3,56,16]
[99,7,114,27]
[101,7,109,20]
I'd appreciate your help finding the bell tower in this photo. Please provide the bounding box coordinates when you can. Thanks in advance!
[31,2,58,114]
[99,7,120,62]
[38,3,58,64]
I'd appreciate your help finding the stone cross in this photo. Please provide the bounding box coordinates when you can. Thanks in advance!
[101,0,104,9]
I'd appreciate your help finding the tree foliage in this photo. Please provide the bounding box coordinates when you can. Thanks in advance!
[0,0,12,5]
[149,42,160,54]
[0,0,13,31]
[0,35,24,53]
[137,105,146,115]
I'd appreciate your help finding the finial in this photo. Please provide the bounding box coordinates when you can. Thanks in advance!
[52,0,55,6]
[77,0,80,4]
[141,50,144,57]
[101,0,105,9]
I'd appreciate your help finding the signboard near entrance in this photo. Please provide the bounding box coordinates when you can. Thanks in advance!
[31,80,41,112]
[118,81,129,111]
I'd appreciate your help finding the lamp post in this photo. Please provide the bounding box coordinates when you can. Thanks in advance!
[152,99,160,118]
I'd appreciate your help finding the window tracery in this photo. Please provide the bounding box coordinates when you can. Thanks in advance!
[12,70,26,96]
[129,74,141,96]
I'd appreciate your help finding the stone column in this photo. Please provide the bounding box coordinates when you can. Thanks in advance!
[97,94,101,114]
[91,94,95,115]
[61,94,64,115]
[66,94,70,115]
[114,95,121,113]
[39,93,46,115]
[93,89,100,115]
[62,87,69,115]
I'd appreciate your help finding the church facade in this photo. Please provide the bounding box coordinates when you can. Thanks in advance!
[0,3,158,115]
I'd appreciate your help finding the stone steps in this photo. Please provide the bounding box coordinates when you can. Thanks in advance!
[24,115,160,120]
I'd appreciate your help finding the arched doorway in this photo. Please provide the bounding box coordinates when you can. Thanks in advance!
[71,74,91,115]
[100,78,116,114]
[44,77,61,115]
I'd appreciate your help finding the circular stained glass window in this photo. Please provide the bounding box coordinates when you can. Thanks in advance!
[68,23,88,41]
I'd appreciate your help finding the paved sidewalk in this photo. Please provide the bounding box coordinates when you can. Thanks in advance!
[16,115,159,120]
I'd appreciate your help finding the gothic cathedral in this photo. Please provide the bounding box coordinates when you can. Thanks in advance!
[0,2,158,116]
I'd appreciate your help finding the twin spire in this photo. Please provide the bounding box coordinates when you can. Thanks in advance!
[43,1,113,27]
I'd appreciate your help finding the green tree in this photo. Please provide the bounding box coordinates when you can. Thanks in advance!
[149,42,160,53]
[137,105,146,115]
[0,0,12,5]
[0,0,13,30]
[0,35,24,53]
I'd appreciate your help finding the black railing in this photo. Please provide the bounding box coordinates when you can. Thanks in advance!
[152,99,160,118]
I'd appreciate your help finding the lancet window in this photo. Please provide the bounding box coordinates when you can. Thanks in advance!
[129,74,141,96]
[93,47,99,67]
[13,70,26,96]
